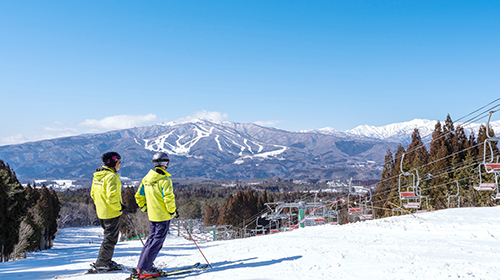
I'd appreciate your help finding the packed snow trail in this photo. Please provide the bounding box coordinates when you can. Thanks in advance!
[1,207,500,279]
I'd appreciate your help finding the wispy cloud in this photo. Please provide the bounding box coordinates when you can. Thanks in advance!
[43,126,79,133]
[254,120,282,126]
[0,134,28,146]
[174,110,229,123]
[79,114,160,130]
[1,112,234,146]
[0,114,163,146]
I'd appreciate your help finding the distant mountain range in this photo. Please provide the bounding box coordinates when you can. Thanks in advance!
[0,118,497,184]
[307,118,500,143]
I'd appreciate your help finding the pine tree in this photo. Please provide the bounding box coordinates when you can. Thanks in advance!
[122,186,138,213]
[181,197,202,219]
[0,159,27,261]
[452,125,468,162]
[203,204,219,226]
[23,211,41,252]
[35,185,55,250]
[454,150,476,207]
[406,128,429,169]
[468,131,478,160]
[48,187,61,243]
[257,190,271,213]
[443,114,455,155]
[373,149,394,218]
[242,190,258,223]
[386,144,406,212]
[25,183,40,208]
[428,121,450,210]
[217,194,233,226]
[119,186,139,239]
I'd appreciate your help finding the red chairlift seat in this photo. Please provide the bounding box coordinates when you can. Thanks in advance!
[400,191,418,198]
[473,183,496,191]
[348,208,361,213]
[485,163,500,172]
[403,202,421,209]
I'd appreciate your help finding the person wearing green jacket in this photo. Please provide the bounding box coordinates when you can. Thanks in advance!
[134,152,178,279]
[89,151,123,273]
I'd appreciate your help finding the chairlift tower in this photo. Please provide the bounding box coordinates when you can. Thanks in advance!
[263,201,325,231]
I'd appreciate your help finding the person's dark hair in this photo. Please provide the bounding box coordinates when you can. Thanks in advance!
[102,152,121,168]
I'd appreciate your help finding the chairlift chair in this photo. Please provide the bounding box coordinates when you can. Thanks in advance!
[473,111,500,196]
[398,153,424,210]
[361,190,374,220]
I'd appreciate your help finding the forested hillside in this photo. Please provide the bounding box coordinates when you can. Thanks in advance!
[0,160,60,262]
[373,114,499,217]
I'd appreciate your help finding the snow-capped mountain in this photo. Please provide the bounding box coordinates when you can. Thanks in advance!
[0,119,396,182]
[3,117,496,183]
[347,119,438,142]
[312,119,500,143]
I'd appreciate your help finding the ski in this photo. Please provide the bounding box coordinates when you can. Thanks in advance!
[54,263,131,279]
[126,262,209,280]
[166,263,209,276]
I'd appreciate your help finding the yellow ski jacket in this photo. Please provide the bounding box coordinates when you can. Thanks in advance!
[135,167,176,222]
[90,166,122,219]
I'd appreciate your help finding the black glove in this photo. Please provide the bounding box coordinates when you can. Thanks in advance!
[121,203,128,213]
[170,210,179,219]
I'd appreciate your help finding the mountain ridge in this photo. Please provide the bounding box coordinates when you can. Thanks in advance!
[309,118,500,142]
[1,117,497,183]
[0,119,396,182]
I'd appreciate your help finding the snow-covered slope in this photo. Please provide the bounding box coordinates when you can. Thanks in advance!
[2,206,500,280]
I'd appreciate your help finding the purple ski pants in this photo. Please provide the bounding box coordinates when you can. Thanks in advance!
[137,220,171,271]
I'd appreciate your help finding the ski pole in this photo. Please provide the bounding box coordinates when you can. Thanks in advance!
[126,213,145,246]
[177,217,212,268]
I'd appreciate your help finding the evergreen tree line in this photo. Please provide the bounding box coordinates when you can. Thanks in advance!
[0,159,61,262]
[58,188,99,228]
[373,115,499,218]
[203,190,271,228]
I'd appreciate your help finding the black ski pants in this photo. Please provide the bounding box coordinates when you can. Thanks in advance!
[95,216,121,267]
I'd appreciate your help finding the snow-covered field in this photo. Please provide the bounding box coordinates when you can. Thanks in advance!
[1,207,500,280]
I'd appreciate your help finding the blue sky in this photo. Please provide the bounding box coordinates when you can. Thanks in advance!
[0,1,499,145]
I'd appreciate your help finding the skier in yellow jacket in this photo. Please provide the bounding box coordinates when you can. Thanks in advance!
[89,151,123,273]
[134,152,178,278]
